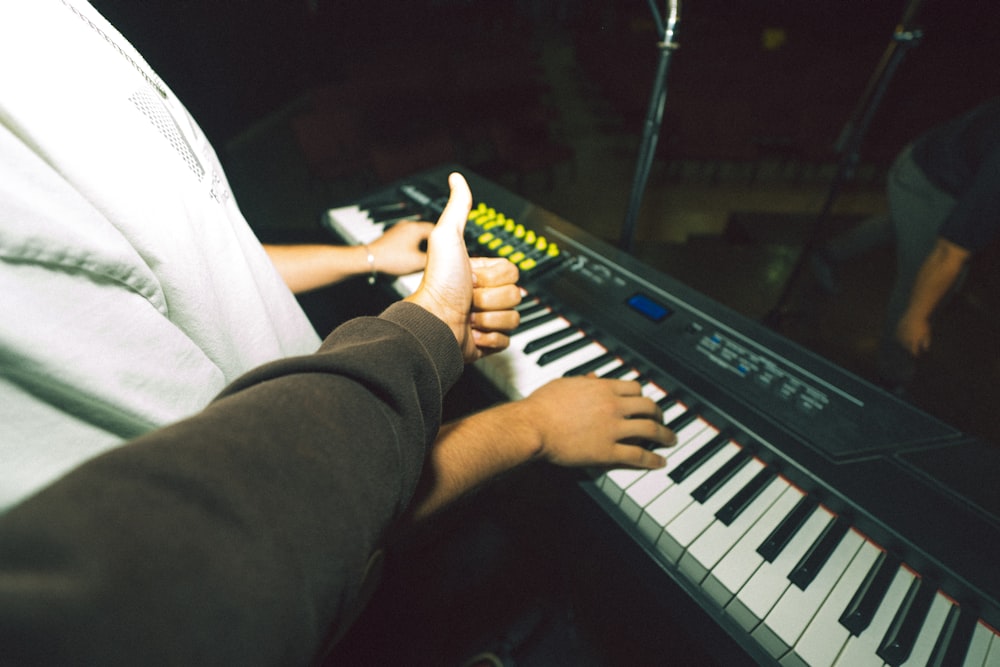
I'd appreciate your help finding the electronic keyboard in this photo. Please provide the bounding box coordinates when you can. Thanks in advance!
[324,165,1000,667]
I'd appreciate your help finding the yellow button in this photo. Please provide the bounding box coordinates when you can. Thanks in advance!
[514,224,526,239]
[478,232,494,244]
[498,245,514,256]
[525,230,536,245]
[509,251,525,263]
[535,236,548,251]
[504,219,515,233]
[546,243,560,257]
[488,238,503,250]
[519,258,537,271]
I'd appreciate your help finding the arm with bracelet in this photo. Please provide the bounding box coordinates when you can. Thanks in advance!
[262,220,434,293]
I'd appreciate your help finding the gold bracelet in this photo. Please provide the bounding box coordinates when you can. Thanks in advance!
[364,245,376,285]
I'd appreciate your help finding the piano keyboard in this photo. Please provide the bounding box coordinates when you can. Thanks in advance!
[323,165,1000,667]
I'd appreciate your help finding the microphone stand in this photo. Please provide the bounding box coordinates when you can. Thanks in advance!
[763,0,925,326]
[619,0,680,253]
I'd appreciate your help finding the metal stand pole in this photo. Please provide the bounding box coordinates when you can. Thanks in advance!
[619,0,680,253]
[763,0,925,326]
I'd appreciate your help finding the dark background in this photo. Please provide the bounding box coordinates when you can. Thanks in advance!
[92,0,1000,169]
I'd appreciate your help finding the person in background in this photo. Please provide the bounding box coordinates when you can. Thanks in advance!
[811,97,1000,391]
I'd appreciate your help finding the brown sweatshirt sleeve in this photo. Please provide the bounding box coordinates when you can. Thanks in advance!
[0,301,463,666]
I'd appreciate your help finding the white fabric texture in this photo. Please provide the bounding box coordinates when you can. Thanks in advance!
[0,0,321,510]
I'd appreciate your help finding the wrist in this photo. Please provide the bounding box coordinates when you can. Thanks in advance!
[363,244,377,285]
[900,307,930,325]
[500,399,547,462]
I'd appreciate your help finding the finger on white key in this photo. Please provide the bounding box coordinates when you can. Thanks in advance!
[618,420,718,522]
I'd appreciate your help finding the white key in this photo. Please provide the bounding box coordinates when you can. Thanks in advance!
[657,456,764,564]
[781,538,882,667]
[833,565,916,667]
[636,441,741,545]
[477,316,575,398]
[964,620,998,667]
[591,357,626,377]
[517,341,609,396]
[326,205,385,244]
[753,527,864,659]
[511,311,567,342]
[617,420,717,522]
[680,475,789,585]
[727,505,834,632]
[657,398,690,425]
[516,302,551,324]
[982,622,1000,667]
[703,483,805,608]
[393,271,423,296]
[900,591,955,666]
[640,382,668,403]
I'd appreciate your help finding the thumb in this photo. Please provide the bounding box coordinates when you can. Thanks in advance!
[422,172,473,290]
[405,172,477,357]
[434,172,472,244]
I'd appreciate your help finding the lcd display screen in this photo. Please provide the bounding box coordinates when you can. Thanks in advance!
[627,293,671,322]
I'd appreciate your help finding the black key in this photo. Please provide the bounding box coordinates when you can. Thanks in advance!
[756,495,818,563]
[511,311,557,336]
[788,516,851,590]
[515,301,547,317]
[840,551,901,636]
[625,390,684,451]
[669,430,731,483]
[369,202,417,222]
[665,405,702,432]
[927,602,978,667]
[599,364,635,379]
[538,336,593,366]
[523,325,576,354]
[691,447,752,503]
[715,467,776,526]
[877,575,937,666]
[564,351,616,377]
[657,392,683,411]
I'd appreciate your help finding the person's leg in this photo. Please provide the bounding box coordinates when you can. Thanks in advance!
[809,157,898,293]
[877,145,956,388]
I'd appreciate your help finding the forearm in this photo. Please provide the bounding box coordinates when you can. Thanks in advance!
[0,302,462,665]
[403,400,543,524]
[401,375,677,525]
[903,238,970,320]
[263,243,371,294]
